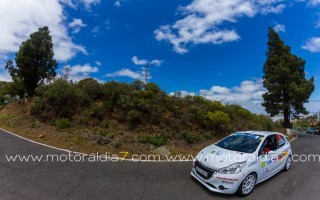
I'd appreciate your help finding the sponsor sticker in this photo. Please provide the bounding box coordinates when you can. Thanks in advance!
[216,177,239,181]
[277,151,288,162]
[261,161,266,168]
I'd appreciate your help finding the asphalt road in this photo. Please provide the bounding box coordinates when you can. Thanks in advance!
[0,129,319,200]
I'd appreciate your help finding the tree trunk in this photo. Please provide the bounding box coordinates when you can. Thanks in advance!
[283,107,291,128]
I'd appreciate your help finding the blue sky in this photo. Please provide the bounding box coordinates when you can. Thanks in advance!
[0,0,320,114]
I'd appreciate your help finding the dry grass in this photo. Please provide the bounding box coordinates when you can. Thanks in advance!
[1,102,295,159]
[0,101,220,158]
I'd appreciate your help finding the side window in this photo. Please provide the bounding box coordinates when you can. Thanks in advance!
[270,135,278,150]
[265,135,278,151]
[277,134,286,148]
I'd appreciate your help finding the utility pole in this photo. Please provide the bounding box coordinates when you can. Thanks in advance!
[145,63,149,84]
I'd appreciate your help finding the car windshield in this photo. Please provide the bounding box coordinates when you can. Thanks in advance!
[216,133,263,153]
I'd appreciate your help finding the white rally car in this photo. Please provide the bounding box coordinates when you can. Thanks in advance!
[191,131,292,197]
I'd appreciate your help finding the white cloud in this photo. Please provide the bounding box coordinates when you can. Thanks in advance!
[154,0,286,53]
[169,91,196,97]
[169,79,266,113]
[273,23,286,33]
[62,63,99,82]
[59,0,76,8]
[0,73,12,82]
[260,4,286,14]
[0,69,12,82]
[105,19,111,30]
[306,0,320,7]
[132,56,148,65]
[0,0,87,63]
[199,86,230,96]
[60,0,100,9]
[90,20,110,38]
[0,59,12,82]
[80,0,100,9]
[114,1,121,7]
[107,56,163,82]
[69,18,87,34]
[106,68,144,80]
[91,26,101,37]
[200,79,264,103]
[95,61,102,66]
[302,37,320,52]
[234,80,262,93]
[132,56,163,66]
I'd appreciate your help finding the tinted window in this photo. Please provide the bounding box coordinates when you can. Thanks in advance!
[277,134,286,148]
[216,133,263,153]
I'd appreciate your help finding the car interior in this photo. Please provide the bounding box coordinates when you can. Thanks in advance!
[259,135,278,155]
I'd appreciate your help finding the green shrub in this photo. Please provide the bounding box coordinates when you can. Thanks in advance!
[114,141,122,148]
[97,129,108,136]
[0,96,8,106]
[30,122,39,129]
[75,134,84,144]
[90,102,105,119]
[127,110,143,127]
[237,108,251,119]
[207,111,230,131]
[57,118,71,129]
[139,134,167,147]
[183,132,201,143]
[148,136,167,147]
[77,78,103,100]
[0,113,14,120]
[109,133,115,139]
[31,79,86,120]
[139,134,150,144]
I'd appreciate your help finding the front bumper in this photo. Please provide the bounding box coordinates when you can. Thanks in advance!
[191,167,245,194]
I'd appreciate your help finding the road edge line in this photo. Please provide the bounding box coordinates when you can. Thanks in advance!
[0,127,299,163]
[0,127,192,162]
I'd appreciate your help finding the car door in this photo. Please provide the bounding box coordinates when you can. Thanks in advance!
[257,139,269,181]
[273,134,290,172]
[258,135,279,178]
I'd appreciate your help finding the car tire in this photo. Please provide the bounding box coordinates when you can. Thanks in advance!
[283,155,291,171]
[237,173,256,197]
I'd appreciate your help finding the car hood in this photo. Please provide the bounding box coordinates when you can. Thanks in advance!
[195,144,253,169]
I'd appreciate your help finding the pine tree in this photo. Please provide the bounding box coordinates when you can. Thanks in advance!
[5,26,58,96]
[262,28,314,128]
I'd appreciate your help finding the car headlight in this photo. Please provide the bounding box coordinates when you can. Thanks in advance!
[218,161,246,174]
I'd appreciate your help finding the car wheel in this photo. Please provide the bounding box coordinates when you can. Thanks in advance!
[237,173,256,197]
[284,155,291,171]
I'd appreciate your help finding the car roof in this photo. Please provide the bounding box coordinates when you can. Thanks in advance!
[234,130,283,137]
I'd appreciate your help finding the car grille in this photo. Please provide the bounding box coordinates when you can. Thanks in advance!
[194,160,217,179]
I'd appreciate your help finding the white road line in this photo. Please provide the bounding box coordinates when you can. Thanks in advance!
[0,128,86,155]
[0,127,299,162]
[0,127,184,162]
[289,136,298,143]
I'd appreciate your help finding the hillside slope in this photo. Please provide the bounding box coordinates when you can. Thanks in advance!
[0,79,275,156]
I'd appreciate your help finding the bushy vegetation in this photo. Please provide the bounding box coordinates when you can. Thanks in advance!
[139,134,168,147]
[25,78,274,146]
